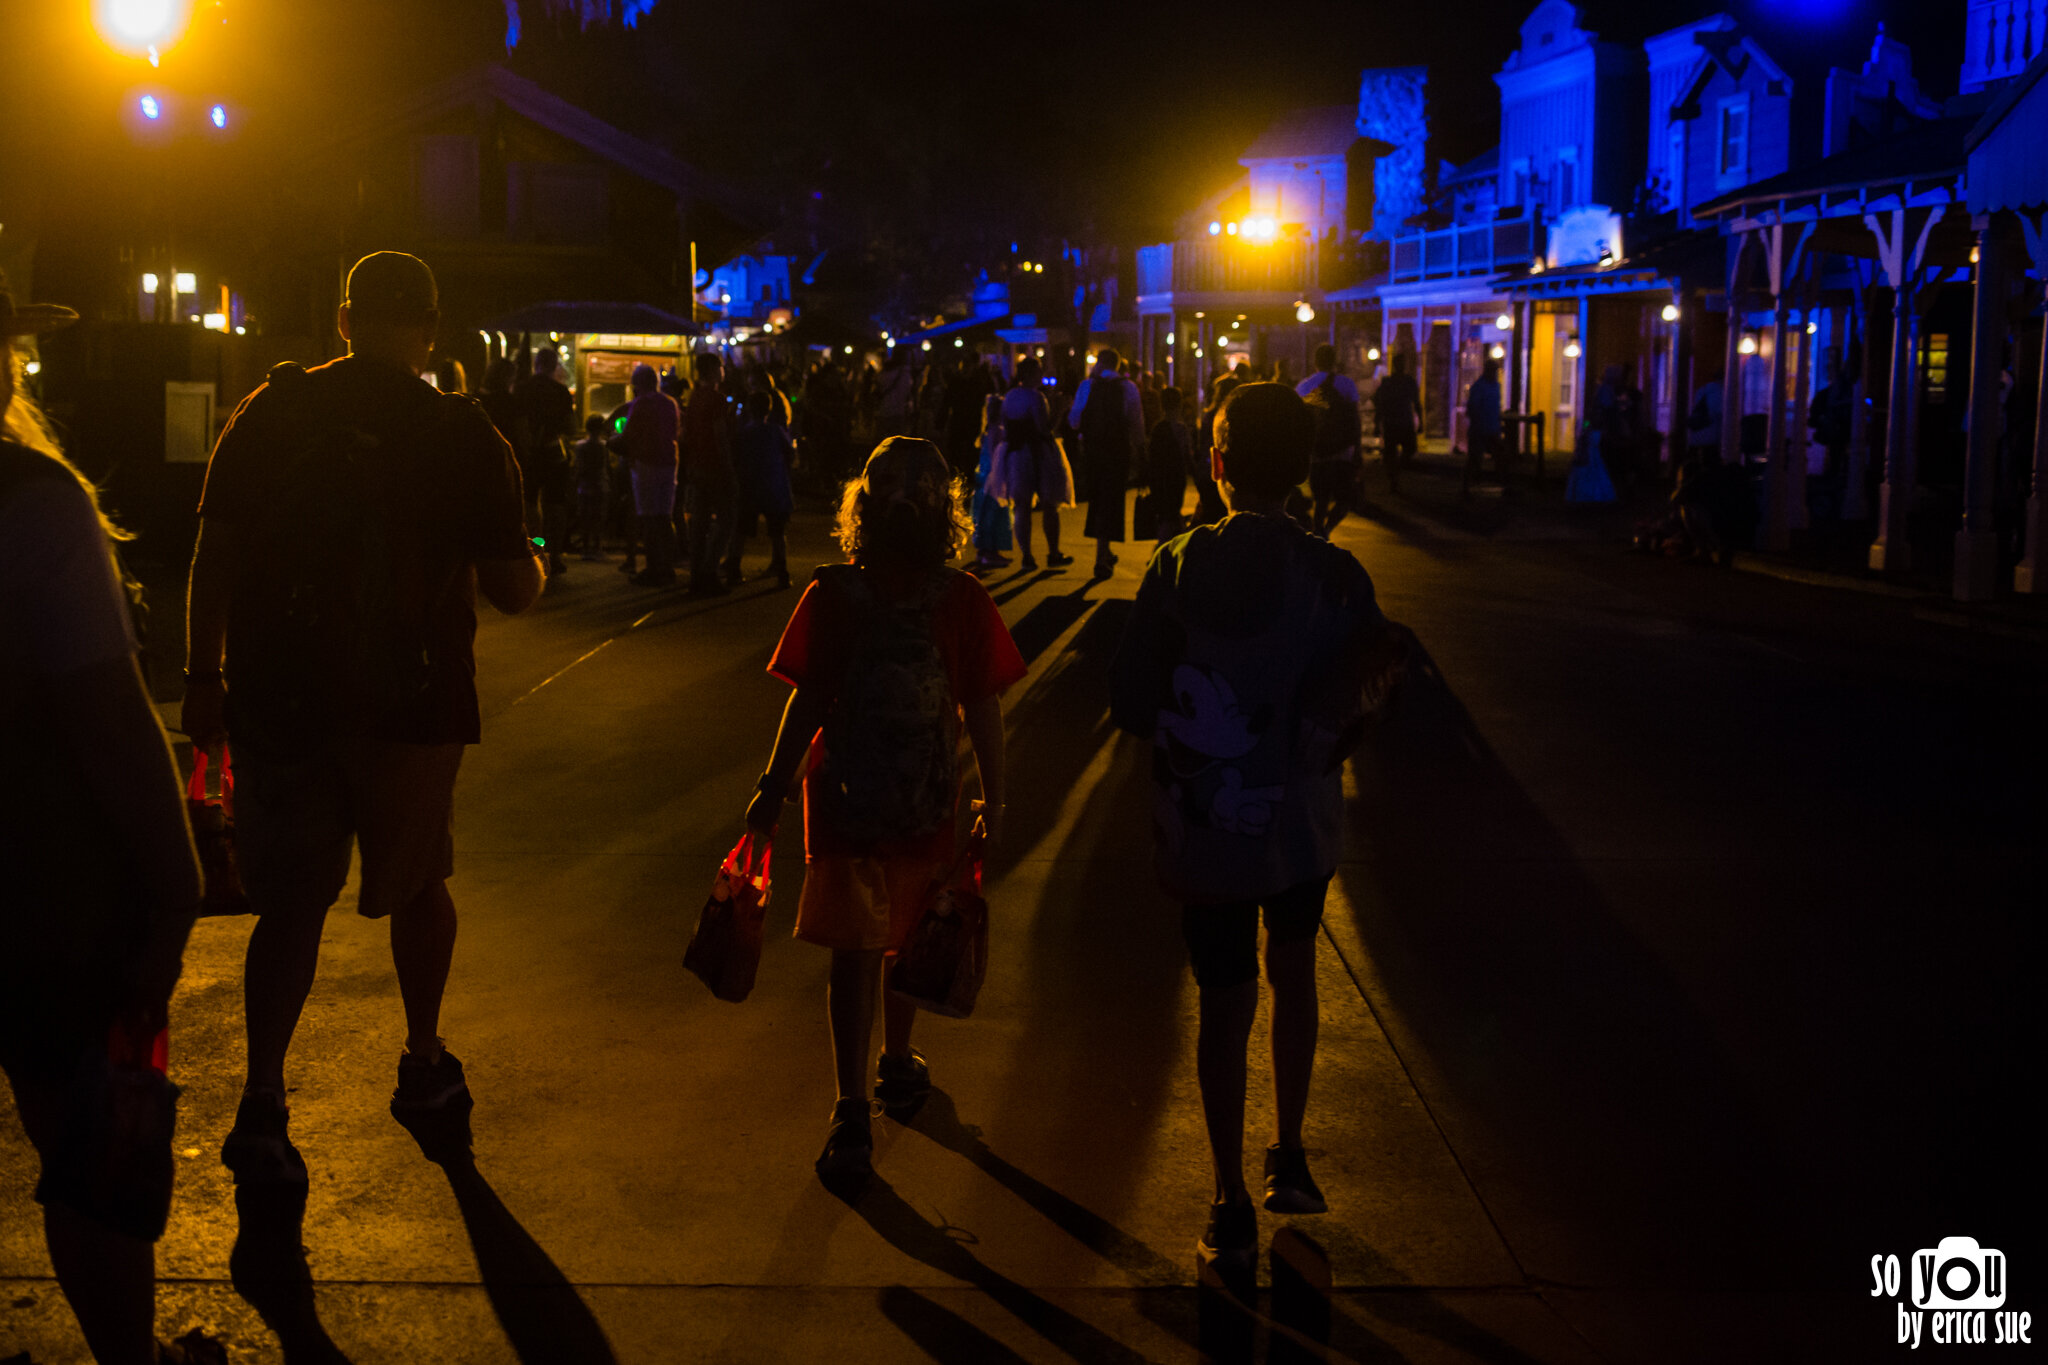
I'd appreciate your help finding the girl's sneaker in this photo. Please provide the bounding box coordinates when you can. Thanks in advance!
[221,1092,307,1187]
[874,1049,931,1113]
[1197,1197,1257,1273]
[815,1098,873,1177]
[1263,1144,1327,1214]
[391,1045,472,1116]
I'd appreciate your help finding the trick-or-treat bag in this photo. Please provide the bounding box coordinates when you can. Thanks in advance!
[888,853,989,1019]
[683,834,771,1003]
[186,745,250,915]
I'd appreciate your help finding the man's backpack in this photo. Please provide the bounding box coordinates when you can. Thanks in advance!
[1305,373,1362,460]
[229,362,440,741]
[812,566,958,849]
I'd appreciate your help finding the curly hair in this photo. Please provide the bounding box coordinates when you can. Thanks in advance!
[832,435,973,567]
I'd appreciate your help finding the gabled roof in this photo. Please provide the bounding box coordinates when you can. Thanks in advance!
[312,63,736,212]
[1442,147,1501,188]
[1966,47,2048,154]
[1692,115,1974,219]
[1672,31,1792,118]
[1240,106,1361,163]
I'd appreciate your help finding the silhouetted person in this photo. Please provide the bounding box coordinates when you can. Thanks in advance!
[620,362,682,586]
[1109,382,1406,1273]
[184,251,543,1192]
[726,389,794,589]
[682,352,738,596]
[1299,342,1363,535]
[2,283,209,1365]
[999,356,1074,569]
[1464,356,1508,500]
[744,438,1024,1180]
[1071,347,1147,577]
[1372,352,1422,493]
[518,346,578,576]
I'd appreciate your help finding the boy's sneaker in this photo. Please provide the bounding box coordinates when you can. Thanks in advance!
[815,1097,874,1177]
[221,1091,308,1187]
[1018,555,1039,571]
[1045,551,1075,568]
[390,1045,473,1116]
[1196,1197,1257,1272]
[874,1049,931,1112]
[1263,1144,1328,1214]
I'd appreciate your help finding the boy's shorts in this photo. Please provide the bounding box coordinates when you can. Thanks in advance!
[1181,876,1331,990]
[795,854,948,953]
[630,462,678,518]
[233,738,463,920]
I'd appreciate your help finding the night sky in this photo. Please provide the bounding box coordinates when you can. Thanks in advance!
[0,1,1968,295]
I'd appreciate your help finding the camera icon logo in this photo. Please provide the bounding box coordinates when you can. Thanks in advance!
[1913,1236,2006,1309]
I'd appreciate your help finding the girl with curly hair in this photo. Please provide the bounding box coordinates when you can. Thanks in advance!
[742,437,1025,1179]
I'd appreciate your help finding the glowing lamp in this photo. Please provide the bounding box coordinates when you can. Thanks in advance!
[1564,341,1583,360]
[1035,348,1044,357]
[173,272,195,294]
[1033,263,1043,273]
[1295,301,1316,324]
[1208,221,1222,236]
[234,326,246,335]
[1806,321,1818,335]
[140,94,162,120]
[1019,261,1031,272]
[203,312,227,331]
[844,346,854,354]
[1193,347,1204,357]
[1739,334,1759,356]
[142,272,159,293]
[1496,313,1514,331]
[97,0,188,57]
[1367,347,1382,362]
[210,104,227,129]
[1226,222,1238,236]
[1662,304,1681,323]
[1490,344,1507,360]
[921,341,931,352]
[1165,332,1175,345]
[24,360,41,376]
[954,338,964,347]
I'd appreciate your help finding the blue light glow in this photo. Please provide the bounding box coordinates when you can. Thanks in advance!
[140,94,161,120]
[210,104,227,129]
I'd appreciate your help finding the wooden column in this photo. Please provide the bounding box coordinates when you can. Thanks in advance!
[1788,300,1814,532]
[1866,208,1944,573]
[1764,300,1794,550]
[1955,217,2008,601]
[1844,290,1875,521]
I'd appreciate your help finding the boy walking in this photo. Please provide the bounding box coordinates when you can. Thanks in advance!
[745,437,1025,1178]
[574,413,611,560]
[1110,383,1405,1268]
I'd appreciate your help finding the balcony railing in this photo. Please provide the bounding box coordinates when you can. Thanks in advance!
[1389,214,1543,284]
[1136,237,1385,299]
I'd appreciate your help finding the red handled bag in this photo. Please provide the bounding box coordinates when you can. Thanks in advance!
[186,745,250,916]
[683,834,771,1003]
[887,852,989,1019]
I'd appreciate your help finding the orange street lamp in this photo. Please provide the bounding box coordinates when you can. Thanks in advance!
[94,0,191,61]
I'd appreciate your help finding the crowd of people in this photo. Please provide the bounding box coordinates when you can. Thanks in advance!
[3,252,1419,1359]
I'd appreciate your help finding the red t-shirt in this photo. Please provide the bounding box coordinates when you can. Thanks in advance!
[769,565,1027,860]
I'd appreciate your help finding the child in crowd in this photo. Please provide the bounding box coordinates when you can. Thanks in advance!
[574,413,610,560]
[1144,386,1190,541]
[727,391,796,589]
[744,437,1026,1178]
[969,393,1013,573]
[1109,383,1407,1270]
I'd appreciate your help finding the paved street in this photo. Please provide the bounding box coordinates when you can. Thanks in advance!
[3,474,2043,1364]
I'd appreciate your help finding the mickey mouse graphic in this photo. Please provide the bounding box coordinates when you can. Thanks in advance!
[1153,664,1287,848]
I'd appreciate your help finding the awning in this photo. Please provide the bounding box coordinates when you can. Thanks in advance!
[895,314,1008,347]
[487,301,704,337]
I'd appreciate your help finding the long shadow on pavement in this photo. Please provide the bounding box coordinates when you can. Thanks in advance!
[229,1184,352,1364]
[398,1108,619,1365]
[1339,639,1807,1291]
[876,1285,1033,1365]
[830,1174,1152,1365]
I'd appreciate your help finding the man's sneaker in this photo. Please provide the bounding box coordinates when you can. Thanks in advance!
[815,1097,874,1177]
[390,1046,472,1116]
[1263,1144,1328,1214]
[221,1091,308,1187]
[1197,1197,1257,1272]
[874,1049,931,1112]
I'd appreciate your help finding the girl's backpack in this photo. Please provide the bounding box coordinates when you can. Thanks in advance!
[812,566,958,849]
